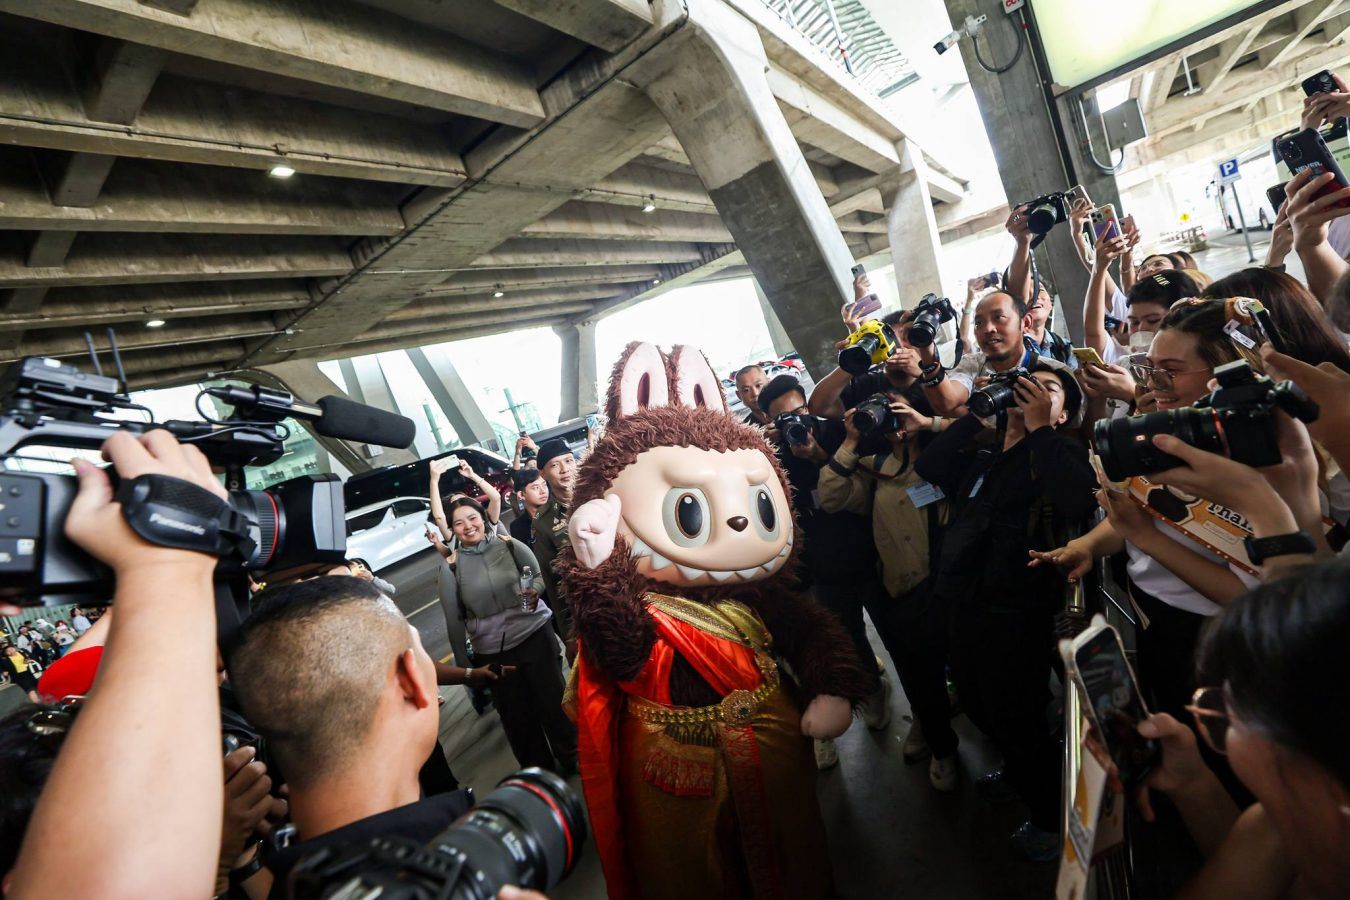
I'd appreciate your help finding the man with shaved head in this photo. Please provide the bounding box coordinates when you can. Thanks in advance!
[227,576,475,886]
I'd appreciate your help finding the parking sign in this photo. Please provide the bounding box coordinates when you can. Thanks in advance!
[1218,158,1241,184]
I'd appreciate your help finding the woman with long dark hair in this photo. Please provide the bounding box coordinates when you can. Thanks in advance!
[1204,267,1350,371]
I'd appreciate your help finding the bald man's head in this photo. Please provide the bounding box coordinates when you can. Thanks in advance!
[227,576,426,787]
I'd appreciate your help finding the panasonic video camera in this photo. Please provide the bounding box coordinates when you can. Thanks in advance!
[1019,192,1069,248]
[289,768,586,900]
[1093,360,1319,481]
[838,320,898,376]
[0,350,414,612]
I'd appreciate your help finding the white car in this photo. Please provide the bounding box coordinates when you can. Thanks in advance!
[345,496,435,572]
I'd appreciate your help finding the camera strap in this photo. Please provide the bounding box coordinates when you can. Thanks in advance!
[115,474,255,559]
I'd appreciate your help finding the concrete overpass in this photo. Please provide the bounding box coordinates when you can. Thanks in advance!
[0,0,992,416]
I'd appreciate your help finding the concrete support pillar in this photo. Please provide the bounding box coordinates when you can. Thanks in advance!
[249,360,417,471]
[405,346,501,452]
[883,141,949,309]
[629,0,856,377]
[942,0,1123,344]
[339,356,435,458]
[554,321,598,421]
[751,279,795,359]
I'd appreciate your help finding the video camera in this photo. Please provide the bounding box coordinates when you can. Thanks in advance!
[968,368,1032,418]
[774,412,824,448]
[0,346,416,626]
[1019,192,1069,249]
[1093,360,1319,481]
[838,320,897,376]
[907,293,956,348]
[289,767,586,900]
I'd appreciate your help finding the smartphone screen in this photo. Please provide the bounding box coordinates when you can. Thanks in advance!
[1074,628,1159,783]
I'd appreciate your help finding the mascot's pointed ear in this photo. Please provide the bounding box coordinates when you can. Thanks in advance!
[668,345,727,412]
[605,341,671,421]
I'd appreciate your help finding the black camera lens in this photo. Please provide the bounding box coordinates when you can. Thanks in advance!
[1092,408,1224,481]
[839,333,881,375]
[968,379,1018,418]
[1026,202,1059,235]
[908,313,939,348]
[853,395,894,435]
[781,419,809,447]
[1281,140,1302,162]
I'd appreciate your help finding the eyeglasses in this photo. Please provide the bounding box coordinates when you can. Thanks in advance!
[1128,362,1211,391]
[1186,686,1230,755]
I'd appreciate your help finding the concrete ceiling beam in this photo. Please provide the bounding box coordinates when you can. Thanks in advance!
[81,38,168,125]
[466,238,713,269]
[1,314,279,363]
[0,281,311,331]
[430,265,661,294]
[362,301,595,341]
[138,0,200,14]
[0,235,353,288]
[520,200,733,242]
[489,0,652,53]
[0,0,545,127]
[388,285,624,322]
[1200,21,1266,95]
[579,162,717,213]
[1262,0,1341,70]
[766,66,901,173]
[0,48,467,186]
[307,313,575,361]
[0,153,406,236]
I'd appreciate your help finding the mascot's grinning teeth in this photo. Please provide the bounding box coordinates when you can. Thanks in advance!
[628,535,791,582]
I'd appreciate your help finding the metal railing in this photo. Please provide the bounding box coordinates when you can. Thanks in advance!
[760,0,919,99]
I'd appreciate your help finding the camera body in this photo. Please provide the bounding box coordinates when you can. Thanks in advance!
[1093,360,1320,481]
[1020,192,1069,244]
[908,293,956,348]
[968,368,1031,418]
[853,393,901,436]
[774,412,823,448]
[838,320,897,376]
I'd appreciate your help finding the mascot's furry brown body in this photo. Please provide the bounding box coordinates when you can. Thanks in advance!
[557,342,872,900]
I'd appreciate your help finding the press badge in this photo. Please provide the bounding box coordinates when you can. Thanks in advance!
[906,480,945,508]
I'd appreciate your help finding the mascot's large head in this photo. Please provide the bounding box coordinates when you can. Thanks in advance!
[573,341,797,592]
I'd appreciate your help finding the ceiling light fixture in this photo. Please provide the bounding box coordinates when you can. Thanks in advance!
[146,319,166,328]
[652,277,662,285]
[493,290,505,298]
[642,195,657,213]
[268,163,296,178]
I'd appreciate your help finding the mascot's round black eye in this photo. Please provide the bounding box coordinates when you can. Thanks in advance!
[676,493,703,538]
[756,488,776,531]
[662,487,710,548]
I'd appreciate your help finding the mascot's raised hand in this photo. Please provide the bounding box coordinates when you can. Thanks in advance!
[570,494,622,570]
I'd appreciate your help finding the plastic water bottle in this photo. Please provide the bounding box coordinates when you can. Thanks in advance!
[519,566,536,612]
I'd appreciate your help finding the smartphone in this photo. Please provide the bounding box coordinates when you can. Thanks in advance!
[1067,618,1159,784]
[850,263,867,279]
[1120,214,1137,236]
[585,413,600,431]
[1266,182,1289,213]
[1302,69,1338,96]
[1072,346,1106,368]
[444,453,461,468]
[848,293,882,319]
[1277,128,1350,209]
[1066,184,1090,206]
[1091,204,1121,243]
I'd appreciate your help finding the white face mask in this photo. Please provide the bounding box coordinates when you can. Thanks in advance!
[1128,330,1155,353]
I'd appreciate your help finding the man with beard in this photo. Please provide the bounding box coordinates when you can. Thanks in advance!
[914,292,1033,417]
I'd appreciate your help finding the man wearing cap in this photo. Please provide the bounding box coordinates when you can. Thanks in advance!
[531,438,578,657]
[914,355,1098,862]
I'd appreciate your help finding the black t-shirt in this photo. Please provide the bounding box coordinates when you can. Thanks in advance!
[265,791,474,897]
[509,513,534,545]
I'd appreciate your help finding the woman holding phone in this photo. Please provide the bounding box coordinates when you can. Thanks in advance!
[437,497,577,775]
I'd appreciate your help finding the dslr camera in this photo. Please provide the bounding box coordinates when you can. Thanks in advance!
[1019,192,1069,247]
[852,393,902,436]
[838,320,898,376]
[290,767,586,900]
[774,412,823,448]
[0,350,414,619]
[968,368,1032,418]
[1093,360,1319,481]
[907,293,956,348]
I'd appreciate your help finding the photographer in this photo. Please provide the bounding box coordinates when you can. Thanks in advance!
[915,357,1095,859]
[810,309,941,424]
[915,291,1033,417]
[226,577,477,890]
[8,431,226,898]
[757,375,891,769]
[439,498,576,776]
[734,364,771,426]
[816,394,958,790]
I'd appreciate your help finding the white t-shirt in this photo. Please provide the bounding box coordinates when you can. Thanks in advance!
[1125,520,1261,617]
[1102,287,1131,365]
[947,347,1034,395]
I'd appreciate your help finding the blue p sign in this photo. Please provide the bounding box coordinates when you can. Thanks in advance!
[1219,158,1240,180]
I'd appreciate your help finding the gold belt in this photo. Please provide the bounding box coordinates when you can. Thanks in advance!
[626,653,779,727]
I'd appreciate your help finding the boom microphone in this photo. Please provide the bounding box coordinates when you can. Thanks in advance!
[312,395,416,449]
